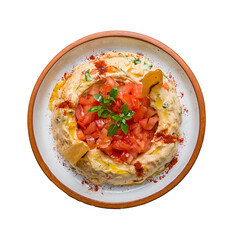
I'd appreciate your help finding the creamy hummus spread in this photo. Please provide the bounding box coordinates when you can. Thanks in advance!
[49,51,182,185]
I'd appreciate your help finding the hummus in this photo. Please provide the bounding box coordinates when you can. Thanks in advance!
[49,51,182,185]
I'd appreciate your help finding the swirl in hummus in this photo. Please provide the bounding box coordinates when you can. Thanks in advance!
[49,51,182,185]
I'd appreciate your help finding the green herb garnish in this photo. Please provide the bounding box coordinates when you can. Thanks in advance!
[162,72,168,79]
[88,87,135,136]
[143,62,153,70]
[70,165,76,171]
[162,102,169,108]
[76,84,82,90]
[85,69,91,81]
[133,57,141,64]
[119,68,126,74]
[108,123,119,136]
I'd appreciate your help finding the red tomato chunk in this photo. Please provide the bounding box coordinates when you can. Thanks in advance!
[75,77,159,164]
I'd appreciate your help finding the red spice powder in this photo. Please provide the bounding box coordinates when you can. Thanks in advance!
[81,178,99,192]
[89,55,95,60]
[165,156,178,174]
[183,107,188,114]
[57,100,73,109]
[146,155,179,183]
[182,105,189,114]
[137,52,144,56]
[94,60,107,75]
[179,138,184,144]
[134,161,144,177]
[63,72,72,80]
[155,133,179,143]
[168,72,177,87]
[148,179,158,183]
[179,92,184,98]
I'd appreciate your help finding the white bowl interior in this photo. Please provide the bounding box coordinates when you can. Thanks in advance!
[33,37,199,203]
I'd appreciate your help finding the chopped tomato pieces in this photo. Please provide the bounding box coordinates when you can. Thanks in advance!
[100,76,119,94]
[131,84,142,98]
[85,135,95,149]
[74,77,159,164]
[88,85,99,95]
[83,121,97,135]
[79,95,96,105]
[76,128,86,141]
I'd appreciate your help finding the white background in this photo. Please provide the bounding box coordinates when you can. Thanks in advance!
[1,0,239,239]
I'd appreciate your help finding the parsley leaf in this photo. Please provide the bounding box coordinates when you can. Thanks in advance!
[133,57,141,64]
[93,94,103,103]
[121,103,129,114]
[88,105,102,112]
[109,87,119,99]
[121,123,128,134]
[143,62,153,70]
[85,69,91,81]
[107,124,119,136]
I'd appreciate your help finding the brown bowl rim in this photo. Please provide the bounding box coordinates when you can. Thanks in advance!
[27,30,206,209]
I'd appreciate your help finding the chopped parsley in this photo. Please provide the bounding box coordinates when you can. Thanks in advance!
[162,102,169,108]
[85,69,91,81]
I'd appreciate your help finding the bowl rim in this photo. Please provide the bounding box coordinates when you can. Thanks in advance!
[27,30,206,209]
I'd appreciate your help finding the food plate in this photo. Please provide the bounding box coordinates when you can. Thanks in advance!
[28,31,205,208]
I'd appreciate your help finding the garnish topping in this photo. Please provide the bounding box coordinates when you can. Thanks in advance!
[88,87,135,136]
[133,57,141,64]
[75,77,159,164]
[143,62,153,70]
[85,69,91,81]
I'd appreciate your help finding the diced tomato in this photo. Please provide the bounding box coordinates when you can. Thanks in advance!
[88,85,99,95]
[139,118,149,129]
[117,82,134,96]
[76,128,86,141]
[141,96,150,107]
[111,150,123,163]
[82,112,96,126]
[78,95,96,105]
[96,137,111,149]
[146,115,159,130]
[85,135,95,149]
[101,145,113,156]
[117,93,130,104]
[91,131,99,139]
[132,123,143,137]
[95,119,106,130]
[77,121,86,130]
[146,108,157,117]
[83,121,97,135]
[133,106,147,122]
[100,76,119,93]
[75,104,84,122]
[135,139,146,152]
[112,140,132,151]
[131,98,140,110]
[131,84,142,98]
[139,115,159,130]
[121,151,134,164]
